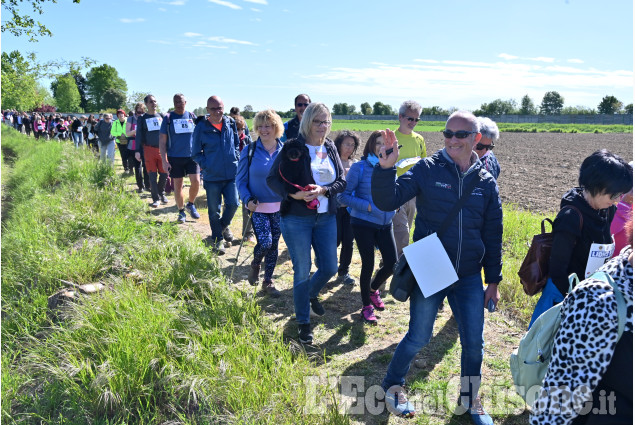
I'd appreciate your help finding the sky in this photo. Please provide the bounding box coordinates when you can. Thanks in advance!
[1,0,633,113]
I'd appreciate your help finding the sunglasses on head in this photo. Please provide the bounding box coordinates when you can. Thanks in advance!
[442,129,477,139]
[475,142,495,151]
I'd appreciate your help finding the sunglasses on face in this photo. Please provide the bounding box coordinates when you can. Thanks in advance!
[405,117,420,123]
[475,142,495,151]
[296,103,310,107]
[442,130,477,139]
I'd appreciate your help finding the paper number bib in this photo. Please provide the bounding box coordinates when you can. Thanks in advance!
[584,241,615,278]
[173,118,194,134]
[146,117,162,131]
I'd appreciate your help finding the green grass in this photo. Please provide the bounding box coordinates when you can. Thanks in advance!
[246,119,632,134]
[1,126,346,424]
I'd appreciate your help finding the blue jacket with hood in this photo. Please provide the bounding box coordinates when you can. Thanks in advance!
[192,115,239,182]
[371,149,503,283]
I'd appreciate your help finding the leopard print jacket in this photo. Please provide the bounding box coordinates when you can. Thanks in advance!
[530,247,633,425]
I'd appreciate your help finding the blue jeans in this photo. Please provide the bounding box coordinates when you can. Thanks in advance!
[528,278,564,329]
[98,140,116,164]
[203,179,239,242]
[382,273,485,401]
[72,131,84,147]
[281,213,338,324]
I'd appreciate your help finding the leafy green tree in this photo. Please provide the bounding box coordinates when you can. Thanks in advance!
[372,101,393,115]
[473,98,518,116]
[2,0,81,42]
[625,103,633,115]
[101,88,127,110]
[126,91,149,111]
[597,95,623,114]
[1,50,41,110]
[519,95,537,115]
[561,105,596,115]
[242,104,255,119]
[360,102,372,115]
[85,64,128,111]
[539,91,564,115]
[192,106,206,116]
[421,106,448,115]
[52,74,81,112]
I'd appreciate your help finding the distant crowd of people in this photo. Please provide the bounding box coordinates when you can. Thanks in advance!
[3,93,632,425]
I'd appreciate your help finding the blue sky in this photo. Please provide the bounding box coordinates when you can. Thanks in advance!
[2,0,633,113]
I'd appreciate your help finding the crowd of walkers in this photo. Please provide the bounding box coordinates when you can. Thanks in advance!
[3,94,632,425]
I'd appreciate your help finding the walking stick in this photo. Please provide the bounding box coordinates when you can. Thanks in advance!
[229,208,254,282]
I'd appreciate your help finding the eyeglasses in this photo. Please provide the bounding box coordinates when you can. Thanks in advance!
[442,130,477,139]
[207,106,223,111]
[296,103,310,107]
[475,142,495,151]
[610,193,624,201]
[313,120,331,126]
[405,117,420,123]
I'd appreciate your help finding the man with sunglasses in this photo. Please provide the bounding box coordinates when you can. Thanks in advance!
[372,111,502,424]
[392,100,427,257]
[281,93,310,142]
[475,117,500,180]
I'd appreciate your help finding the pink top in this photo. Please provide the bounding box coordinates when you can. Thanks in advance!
[610,200,633,257]
[255,202,281,214]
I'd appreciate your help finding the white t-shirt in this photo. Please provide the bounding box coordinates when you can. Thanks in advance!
[306,144,335,213]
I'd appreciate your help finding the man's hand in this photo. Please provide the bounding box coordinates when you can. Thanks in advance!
[484,283,500,310]
[378,129,399,169]
[162,159,171,173]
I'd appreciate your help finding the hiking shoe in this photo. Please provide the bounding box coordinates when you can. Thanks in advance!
[222,227,234,243]
[177,210,186,223]
[262,280,281,298]
[457,395,493,425]
[160,194,169,204]
[185,202,200,219]
[247,264,260,286]
[136,188,143,193]
[361,305,377,325]
[338,274,355,285]
[150,200,160,208]
[212,239,225,255]
[298,323,313,344]
[385,387,415,418]
[243,233,256,242]
[369,290,385,311]
[309,298,325,317]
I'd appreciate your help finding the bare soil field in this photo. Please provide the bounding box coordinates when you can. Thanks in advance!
[350,131,634,214]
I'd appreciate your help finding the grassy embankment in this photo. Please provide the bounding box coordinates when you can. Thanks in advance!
[2,125,549,423]
[245,119,632,134]
[0,126,347,424]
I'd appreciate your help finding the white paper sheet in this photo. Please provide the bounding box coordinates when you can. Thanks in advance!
[403,233,459,298]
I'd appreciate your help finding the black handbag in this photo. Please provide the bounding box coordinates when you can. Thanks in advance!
[389,172,483,302]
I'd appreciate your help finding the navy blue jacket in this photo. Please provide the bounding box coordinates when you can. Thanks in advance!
[339,156,395,226]
[371,149,503,283]
[192,116,239,182]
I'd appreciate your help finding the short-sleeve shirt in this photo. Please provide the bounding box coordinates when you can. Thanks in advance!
[159,112,195,158]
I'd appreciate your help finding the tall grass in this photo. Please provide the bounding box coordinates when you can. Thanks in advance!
[1,126,343,424]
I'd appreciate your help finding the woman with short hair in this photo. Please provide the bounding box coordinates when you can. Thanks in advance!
[266,103,346,344]
[529,149,633,327]
[475,117,500,179]
[236,110,284,297]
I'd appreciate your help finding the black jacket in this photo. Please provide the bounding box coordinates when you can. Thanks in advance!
[549,187,616,296]
[283,116,300,140]
[266,135,346,216]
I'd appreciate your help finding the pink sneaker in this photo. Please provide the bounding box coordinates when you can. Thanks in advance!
[369,290,385,311]
[361,305,377,325]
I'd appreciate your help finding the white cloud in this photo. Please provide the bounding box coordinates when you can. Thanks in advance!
[244,0,267,4]
[207,36,257,45]
[166,0,185,4]
[148,39,173,45]
[414,59,439,64]
[282,8,290,12]
[208,0,242,9]
[567,58,584,64]
[300,61,633,109]
[250,18,262,22]
[251,8,261,12]
[120,18,145,23]
[158,7,167,11]
[498,53,518,60]
[184,32,203,37]
[527,56,555,63]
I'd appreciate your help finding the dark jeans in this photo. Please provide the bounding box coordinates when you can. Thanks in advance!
[203,179,239,242]
[117,143,130,170]
[352,221,397,306]
[148,171,168,202]
[130,150,143,190]
[336,207,354,276]
[242,205,254,237]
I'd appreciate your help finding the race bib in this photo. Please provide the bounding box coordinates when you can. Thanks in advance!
[584,241,615,278]
[173,118,194,134]
[146,117,162,131]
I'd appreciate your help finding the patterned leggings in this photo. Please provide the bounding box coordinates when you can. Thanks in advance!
[251,211,281,281]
